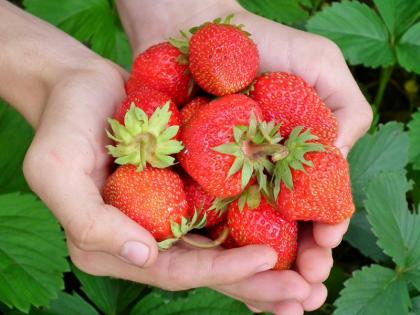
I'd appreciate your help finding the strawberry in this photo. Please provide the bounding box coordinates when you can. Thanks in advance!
[187,17,259,96]
[180,96,209,125]
[183,175,227,227]
[276,146,354,224]
[227,193,298,270]
[126,42,195,105]
[249,72,337,144]
[106,93,183,171]
[207,223,238,249]
[114,86,181,133]
[103,165,204,248]
[179,94,280,198]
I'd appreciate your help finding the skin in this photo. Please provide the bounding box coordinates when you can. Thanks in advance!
[0,1,372,314]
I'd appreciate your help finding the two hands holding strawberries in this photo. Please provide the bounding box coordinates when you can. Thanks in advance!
[0,1,372,315]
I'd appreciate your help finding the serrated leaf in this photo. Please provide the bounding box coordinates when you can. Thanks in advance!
[408,111,420,169]
[365,172,420,287]
[238,0,309,25]
[73,266,145,315]
[373,0,420,37]
[307,0,395,68]
[0,193,68,312]
[130,287,252,315]
[345,122,408,260]
[23,0,132,68]
[0,101,33,193]
[397,22,420,75]
[334,265,410,315]
[32,292,99,315]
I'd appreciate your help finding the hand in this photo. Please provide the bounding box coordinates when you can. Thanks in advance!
[116,1,373,314]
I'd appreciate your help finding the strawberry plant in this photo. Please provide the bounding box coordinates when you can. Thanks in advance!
[0,1,419,315]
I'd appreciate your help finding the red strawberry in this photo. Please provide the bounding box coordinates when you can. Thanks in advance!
[249,72,337,144]
[228,195,298,270]
[180,96,209,125]
[126,42,194,104]
[183,175,227,227]
[179,94,271,198]
[207,223,238,249]
[103,165,198,247]
[276,146,354,224]
[114,86,181,134]
[188,21,259,96]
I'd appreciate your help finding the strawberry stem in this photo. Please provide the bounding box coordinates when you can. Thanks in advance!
[180,227,230,249]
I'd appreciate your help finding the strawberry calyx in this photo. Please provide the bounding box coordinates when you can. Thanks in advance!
[208,196,236,217]
[158,209,207,250]
[272,126,325,198]
[212,114,282,193]
[106,102,184,172]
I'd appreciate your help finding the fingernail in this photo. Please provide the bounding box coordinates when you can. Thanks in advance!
[120,241,150,267]
[256,262,273,272]
[339,146,350,159]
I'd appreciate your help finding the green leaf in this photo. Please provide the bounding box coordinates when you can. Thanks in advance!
[307,0,395,68]
[32,292,99,315]
[365,172,420,287]
[23,0,132,68]
[397,22,420,75]
[345,122,408,260]
[0,101,33,193]
[237,0,309,25]
[409,110,420,169]
[348,122,409,209]
[411,296,420,315]
[335,265,410,315]
[73,266,145,315]
[373,0,420,37]
[0,193,68,312]
[130,287,251,315]
[343,211,389,262]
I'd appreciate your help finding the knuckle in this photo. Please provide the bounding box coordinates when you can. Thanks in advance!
[69,250,107,277]
[65,212,99,251]
[321,38,343,59]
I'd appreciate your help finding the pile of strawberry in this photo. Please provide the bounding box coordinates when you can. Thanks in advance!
[103,15,355,270]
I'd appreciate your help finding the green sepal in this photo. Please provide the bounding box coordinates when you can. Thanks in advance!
[209,196,236,217]
[106,102,184,171]
[157,209,207,251]
[237,185,261,211]
[272,126,325,199]
[169,29,190,55]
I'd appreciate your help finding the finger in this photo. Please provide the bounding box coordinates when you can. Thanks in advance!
[215,270,311,303]
[313,219,350,248]
[296,224,333,283]
[274,300,304,315]
[25,142,158,267]
[246,304,263,313]
[302,283,328,312]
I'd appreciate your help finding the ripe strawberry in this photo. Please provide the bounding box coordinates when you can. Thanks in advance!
[276,146,354,224]
[228,195,298,270]
[180,96,209,125]
[103,165,202,248]
[179,94,278,198]
[183,175,227,227]
[249,72,337,144]
[207,223,238,249]
[126,42,195,104]
[188,20,259,96]
[114,86,181,133]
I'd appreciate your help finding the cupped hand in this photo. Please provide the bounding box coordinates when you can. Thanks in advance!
[22,59,320,314]
[116,1,373,313]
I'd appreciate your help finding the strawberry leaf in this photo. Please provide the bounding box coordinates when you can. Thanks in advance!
[334,265,410,315]
[396,22,420,75]
[72,265,145,315]
[0,101,33,194]
[365,172,420,290]
[307,0,395,68]
[408,110,420,170]
[33,292,100,315]
[130,287,252,315]
[0,193,69,312]
[23,0,132,68]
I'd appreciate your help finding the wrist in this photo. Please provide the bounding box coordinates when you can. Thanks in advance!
[116,0,245,55]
